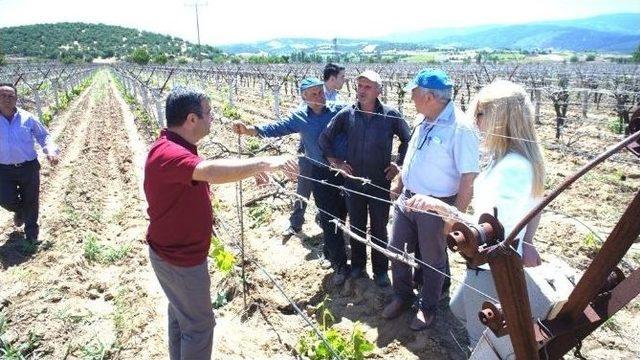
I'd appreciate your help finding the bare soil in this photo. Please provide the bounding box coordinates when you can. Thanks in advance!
[0,70,638,360]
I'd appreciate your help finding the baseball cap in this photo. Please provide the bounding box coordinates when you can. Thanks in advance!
[357,70,382,85]
[404,68,452,92]
[299,77,324,93]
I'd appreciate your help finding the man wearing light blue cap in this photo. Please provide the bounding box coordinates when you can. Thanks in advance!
[231,78,351,286]
[383,69,479,330]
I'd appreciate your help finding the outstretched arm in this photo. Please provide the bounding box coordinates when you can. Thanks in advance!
[193,155,298,184]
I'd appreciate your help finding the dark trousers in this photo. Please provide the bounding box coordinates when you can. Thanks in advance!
[389,191,456,312]
[289,156,313,231]
[311,165,347,269]
[345,179,391,275]
[0,160,40,240]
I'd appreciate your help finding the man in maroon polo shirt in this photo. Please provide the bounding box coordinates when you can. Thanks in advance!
[144,87,296,360]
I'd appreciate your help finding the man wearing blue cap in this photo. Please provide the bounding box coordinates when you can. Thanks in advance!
[319,70,411,288]
[382,69,479,330]
[282,63,347,240]
[231,78,351,286]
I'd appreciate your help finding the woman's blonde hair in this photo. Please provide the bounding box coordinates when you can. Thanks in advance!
[468,80,545,197]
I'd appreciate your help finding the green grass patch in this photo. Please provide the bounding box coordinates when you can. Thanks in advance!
[222,102,241,120]
[83,233,131,264]
[78,337,119,360]
[0,311,43,359]
[608,117,626,134]
[246,138,262,153]
[403,54,440,63]
[248,203,272,229]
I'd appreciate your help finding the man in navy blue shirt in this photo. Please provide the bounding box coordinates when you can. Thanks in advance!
[0,83,59,244]
[231,78,351,286]
[319,70,411,287]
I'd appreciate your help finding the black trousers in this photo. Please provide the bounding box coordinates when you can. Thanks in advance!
[310,165,348,270]
[344,179,391,275]
[0,160,41,240]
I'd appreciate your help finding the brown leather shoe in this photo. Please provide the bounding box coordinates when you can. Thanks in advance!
[410,309,435,331]
[382,298,408,319]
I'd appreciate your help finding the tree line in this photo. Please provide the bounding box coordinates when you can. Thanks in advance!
[0,22,224,64]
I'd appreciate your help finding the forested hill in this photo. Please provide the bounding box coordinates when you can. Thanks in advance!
[1,22,224,62]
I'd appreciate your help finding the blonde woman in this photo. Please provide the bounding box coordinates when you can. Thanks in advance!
[404,79,545,346]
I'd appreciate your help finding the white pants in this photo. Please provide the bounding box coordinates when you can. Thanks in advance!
[449,269,498,347]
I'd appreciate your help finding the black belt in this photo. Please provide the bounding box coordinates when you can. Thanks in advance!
[403,189,456,202]
[0,159,37,168]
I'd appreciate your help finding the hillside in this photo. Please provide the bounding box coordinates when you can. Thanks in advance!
[218,13,640,55]
[0,22,224,62]
[429,25,640,52]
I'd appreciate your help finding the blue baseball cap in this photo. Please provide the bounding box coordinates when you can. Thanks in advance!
[299,77,324,93]
[404,68,452,92]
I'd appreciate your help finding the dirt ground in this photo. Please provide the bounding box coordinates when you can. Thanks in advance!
[0,69,638,359]
[0,71,166,358]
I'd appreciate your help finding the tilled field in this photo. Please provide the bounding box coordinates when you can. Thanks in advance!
[0,71,165,358]
[0,69,638,359]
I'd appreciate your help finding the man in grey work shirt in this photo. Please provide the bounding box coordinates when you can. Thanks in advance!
[0,83,59,244]
[382,69,479,331]
[320,70,411,287]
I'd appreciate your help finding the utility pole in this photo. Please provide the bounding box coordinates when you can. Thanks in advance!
[185,2,207,63]
[332,37,338,62]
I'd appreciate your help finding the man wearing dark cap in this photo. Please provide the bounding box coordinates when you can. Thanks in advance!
[319,70,411,287]
[382,69,479,330]
[145,86,297,359]
[282,63,346,240]
[231,78,351,286]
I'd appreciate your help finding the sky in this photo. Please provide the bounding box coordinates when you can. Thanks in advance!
[0,0,639,45]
